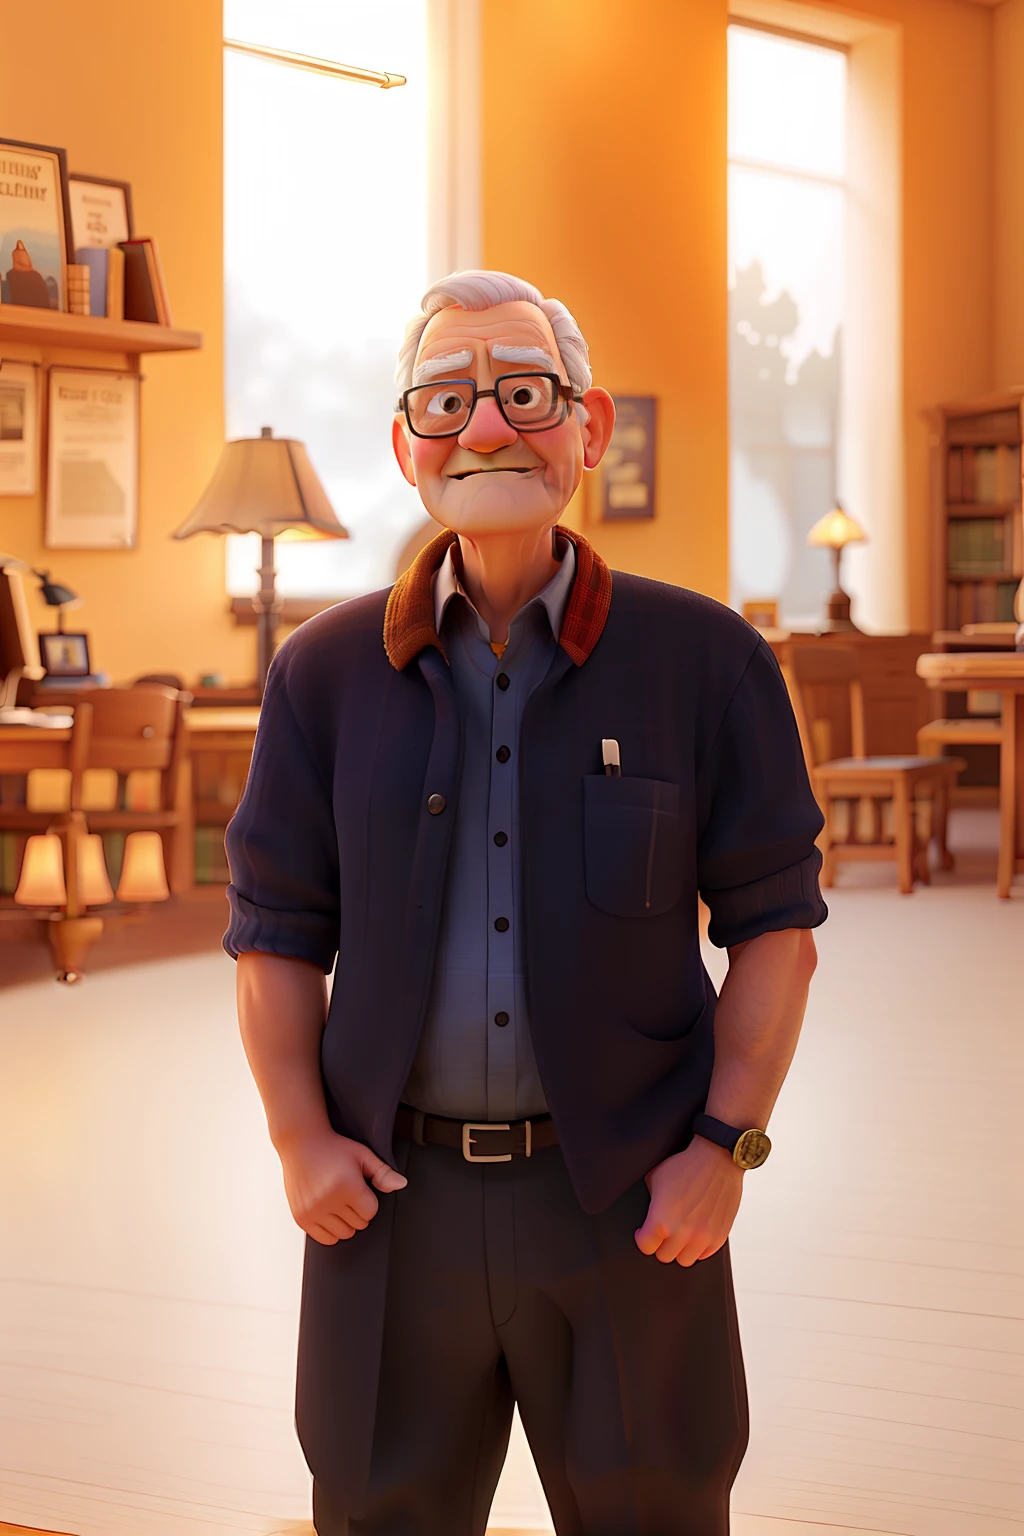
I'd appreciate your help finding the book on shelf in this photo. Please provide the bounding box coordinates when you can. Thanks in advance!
[947,516,1006,573]
[947,578,1020,627]
[194,824,230,884]
[946,443,1021,504]
[75,247,108,317]
[119,237,172,325]
[106,245,125,321]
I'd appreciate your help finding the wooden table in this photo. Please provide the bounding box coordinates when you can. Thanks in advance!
[916,652,1024,896]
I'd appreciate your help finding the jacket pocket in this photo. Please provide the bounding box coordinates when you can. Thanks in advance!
[583,775,683,918]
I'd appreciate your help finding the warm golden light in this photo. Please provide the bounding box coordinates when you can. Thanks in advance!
[806,505,868,550]
[116,832,170,903]
[78,834,115,906]
[14,834,67,906]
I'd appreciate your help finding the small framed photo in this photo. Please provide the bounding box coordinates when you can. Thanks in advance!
[40,631,91,677]
[68,173,134,250]
[0,138,73,311]
[46,368,140,549]
[742,599,780,630]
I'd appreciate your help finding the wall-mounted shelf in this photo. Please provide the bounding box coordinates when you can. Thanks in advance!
[0,303,201,355]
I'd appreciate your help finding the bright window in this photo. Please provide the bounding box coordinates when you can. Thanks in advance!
[728,24,847,626]
[223,0,429,598]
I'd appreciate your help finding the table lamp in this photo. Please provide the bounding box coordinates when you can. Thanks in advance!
[806,503,867,632]
[33,569,81,632]
[173,427,347,691]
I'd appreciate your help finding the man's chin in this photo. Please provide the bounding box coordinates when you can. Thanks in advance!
[430,484,558,534]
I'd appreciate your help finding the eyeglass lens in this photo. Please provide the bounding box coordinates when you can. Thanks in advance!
[405,374,563,437]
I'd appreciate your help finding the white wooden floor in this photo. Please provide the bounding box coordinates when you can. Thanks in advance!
[1,810,1021,1536]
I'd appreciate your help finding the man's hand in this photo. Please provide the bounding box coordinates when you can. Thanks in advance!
[279,1129,408,1245]
[635,1136,743,1267]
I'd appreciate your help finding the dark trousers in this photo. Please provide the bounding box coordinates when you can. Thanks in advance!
[312,1140,748,1536]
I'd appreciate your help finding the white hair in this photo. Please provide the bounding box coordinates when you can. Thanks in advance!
[394,270,593,406]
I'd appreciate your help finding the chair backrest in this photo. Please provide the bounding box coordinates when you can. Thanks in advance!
[68,685,191,811]
[781,643,866,765]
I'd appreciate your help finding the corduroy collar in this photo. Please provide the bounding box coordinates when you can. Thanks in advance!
[383,525,612,671]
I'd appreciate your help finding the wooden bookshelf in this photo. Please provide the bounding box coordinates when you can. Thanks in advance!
[928,388,1024,634]
[0,303,201,355]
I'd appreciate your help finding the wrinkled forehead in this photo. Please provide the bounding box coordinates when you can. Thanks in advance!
[415,299,559,370]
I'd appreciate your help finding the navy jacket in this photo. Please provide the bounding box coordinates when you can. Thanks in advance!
[224,528,827,1216]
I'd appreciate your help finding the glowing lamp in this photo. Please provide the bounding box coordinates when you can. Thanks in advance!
[806,504,867,632]
[172,427,347,693]
[14,834,68,906]
[116,831,170,903]
[78,834,115,906]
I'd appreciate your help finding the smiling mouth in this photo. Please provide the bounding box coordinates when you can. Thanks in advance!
[449,467,536,480]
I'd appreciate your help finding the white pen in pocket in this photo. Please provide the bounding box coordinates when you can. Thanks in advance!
[602,738,621,777]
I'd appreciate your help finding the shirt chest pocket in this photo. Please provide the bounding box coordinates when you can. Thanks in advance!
[582,775,684,918]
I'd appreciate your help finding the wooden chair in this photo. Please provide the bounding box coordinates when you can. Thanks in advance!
[781,645,964,893]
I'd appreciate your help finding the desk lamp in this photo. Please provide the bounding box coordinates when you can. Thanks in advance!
[806,504,867,632]
[33,570,81,632]
[173,428,347,691]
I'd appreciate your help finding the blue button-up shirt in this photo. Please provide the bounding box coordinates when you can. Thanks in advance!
[401,541,577,1121]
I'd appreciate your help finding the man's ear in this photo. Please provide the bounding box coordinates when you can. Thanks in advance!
[579,387,616,469]
[392,415,417,486]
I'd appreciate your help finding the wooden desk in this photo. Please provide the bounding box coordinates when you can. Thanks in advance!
[0,709,260,894]
[916,652,1024,896]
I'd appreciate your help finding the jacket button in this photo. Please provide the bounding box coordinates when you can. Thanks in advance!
[495,745,511,763]
[427,793,447,815]
[496,673,510,691]
[494,1011,510,1027]
[494,916,509,932]
[493,831,508,846]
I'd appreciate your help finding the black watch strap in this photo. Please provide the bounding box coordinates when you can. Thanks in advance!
[693,1112,772,1169]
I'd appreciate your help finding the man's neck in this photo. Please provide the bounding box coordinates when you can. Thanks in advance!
[454,526,562,643]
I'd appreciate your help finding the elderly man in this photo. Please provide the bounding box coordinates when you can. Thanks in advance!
[226,270,826,1536]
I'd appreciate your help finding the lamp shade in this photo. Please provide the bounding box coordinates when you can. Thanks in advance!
[78,834,115,906]
[807,505,867,550]
[172,428,348,541]
[116,831,170,903]
[15,834,67,906]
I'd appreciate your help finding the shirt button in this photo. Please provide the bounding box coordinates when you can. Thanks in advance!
[494,1011,510,1027]
[494,916,510,932]
[496,673,510,691]
[493,831,508,847]
[426,793,446,815]
[495,745,511,763]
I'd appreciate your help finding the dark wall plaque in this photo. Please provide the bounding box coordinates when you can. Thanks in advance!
[599,395,656,520]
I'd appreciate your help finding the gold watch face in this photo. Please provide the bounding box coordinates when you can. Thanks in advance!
[733,1128,771,1170]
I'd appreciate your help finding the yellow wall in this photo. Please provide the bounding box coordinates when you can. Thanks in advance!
[0,0,249,685]
[481,0,997,630]
[994,0,1024,389]
[480,0,730,601]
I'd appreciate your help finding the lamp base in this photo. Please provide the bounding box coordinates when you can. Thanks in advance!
[47,914,104,983]
[823,588,860,633]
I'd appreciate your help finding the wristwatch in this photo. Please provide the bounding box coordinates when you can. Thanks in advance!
[693,1112,771,1170]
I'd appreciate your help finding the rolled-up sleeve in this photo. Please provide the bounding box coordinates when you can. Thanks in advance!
[697,637,827,949]
[223,659,340,973]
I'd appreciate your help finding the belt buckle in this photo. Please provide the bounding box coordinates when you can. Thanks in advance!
[462,1122,513,1163]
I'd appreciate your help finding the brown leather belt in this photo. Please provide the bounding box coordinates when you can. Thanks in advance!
[394,1103,558,1163]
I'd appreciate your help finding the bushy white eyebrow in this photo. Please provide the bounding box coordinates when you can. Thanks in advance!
[492,344,558,371]
[412,349,474,385]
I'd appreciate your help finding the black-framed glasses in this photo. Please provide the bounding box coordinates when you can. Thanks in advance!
[396,372,581,439]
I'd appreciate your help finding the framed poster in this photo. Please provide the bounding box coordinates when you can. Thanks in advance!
[0,138,72,311]
[0,361,40,495]
[46,368,139,549]
[68,174,133,250]
[598,396,657,520]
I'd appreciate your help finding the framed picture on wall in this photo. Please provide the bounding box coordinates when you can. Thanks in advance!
[68,173,134,250]
[45,368,140,549]
[597,396,657,520]
[0,138,72,312]
[0,360,40,496]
